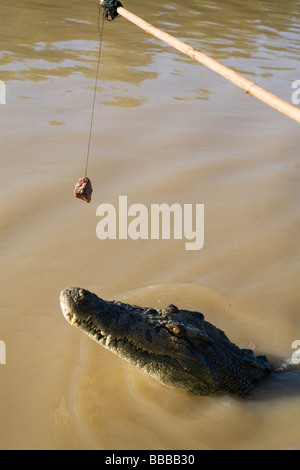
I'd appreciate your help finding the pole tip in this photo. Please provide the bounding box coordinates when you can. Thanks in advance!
[100,1,123,21]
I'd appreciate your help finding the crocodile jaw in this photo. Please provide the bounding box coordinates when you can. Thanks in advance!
[60,288,186,389]
[59,287,214,394]
[61,297,159,362]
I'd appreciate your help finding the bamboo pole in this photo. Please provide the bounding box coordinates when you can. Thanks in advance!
[100,1,300,124]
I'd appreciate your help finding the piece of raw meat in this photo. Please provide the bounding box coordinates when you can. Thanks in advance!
[74,177,93,203]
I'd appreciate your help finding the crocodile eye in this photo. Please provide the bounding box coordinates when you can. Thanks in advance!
[172,326,181,336]
[166,322,185,336]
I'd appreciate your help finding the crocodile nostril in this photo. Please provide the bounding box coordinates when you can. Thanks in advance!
[79,288,87,298]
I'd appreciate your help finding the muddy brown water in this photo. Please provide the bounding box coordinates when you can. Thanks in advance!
[0,0,300,450]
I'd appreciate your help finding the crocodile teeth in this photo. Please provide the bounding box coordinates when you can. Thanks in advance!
[105,335,113,347]
[70,317,77,326]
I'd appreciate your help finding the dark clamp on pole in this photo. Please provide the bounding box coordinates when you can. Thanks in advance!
[100,0,123,21]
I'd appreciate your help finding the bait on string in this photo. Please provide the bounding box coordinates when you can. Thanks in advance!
[74,3,106,203]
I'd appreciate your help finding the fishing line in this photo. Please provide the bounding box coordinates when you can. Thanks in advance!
[74,3,105,203]
[85,4,105,178]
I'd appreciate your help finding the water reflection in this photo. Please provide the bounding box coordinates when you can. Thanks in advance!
[1,0,299,89]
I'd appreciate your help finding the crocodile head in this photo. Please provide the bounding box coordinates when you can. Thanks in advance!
[60,287,272,397]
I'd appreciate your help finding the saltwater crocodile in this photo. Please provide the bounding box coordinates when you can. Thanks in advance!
[60,287,277,397]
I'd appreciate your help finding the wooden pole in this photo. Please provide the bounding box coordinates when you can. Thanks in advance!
[100,1,300,124]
